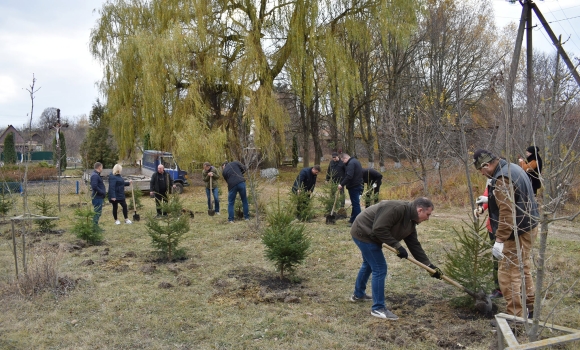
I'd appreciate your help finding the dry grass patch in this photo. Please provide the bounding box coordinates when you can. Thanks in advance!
[0,165,579,349]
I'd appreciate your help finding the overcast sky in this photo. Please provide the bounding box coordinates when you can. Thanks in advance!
[0,0,579,129]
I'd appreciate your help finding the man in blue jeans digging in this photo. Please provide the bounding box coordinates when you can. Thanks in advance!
[349,197,443,320]
[221,160,250,223]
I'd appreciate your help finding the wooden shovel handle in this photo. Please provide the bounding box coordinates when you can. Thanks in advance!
[382,243,469,293]
[330,189,339,216]
[131,183,137,214]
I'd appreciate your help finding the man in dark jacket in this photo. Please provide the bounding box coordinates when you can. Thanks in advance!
[90,162,106,226]
[291,165,321,215]
[150,164,175,216]
[362,168,383,207]
[202,162,221,215]
[221,161,249,223]
[349,197,442,320]
[337,153,364,224]
[326,152,346,207]
[474,149,538,317]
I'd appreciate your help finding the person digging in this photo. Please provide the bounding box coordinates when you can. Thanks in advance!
[349,197,443,320]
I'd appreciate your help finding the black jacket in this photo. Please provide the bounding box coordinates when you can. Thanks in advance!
[222,161,246,191]
[341,157,363,189]
[150,171,173,195]
[326,160,345,183]
[526,148,542,194]
[362,168,383,184]
[292,167,318,193]
[108,174,130,200]
[90,170,106,199]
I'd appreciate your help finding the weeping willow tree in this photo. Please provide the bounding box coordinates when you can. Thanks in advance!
[90,0,423,163]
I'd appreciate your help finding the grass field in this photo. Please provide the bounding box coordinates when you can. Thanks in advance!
[1,164,579,349]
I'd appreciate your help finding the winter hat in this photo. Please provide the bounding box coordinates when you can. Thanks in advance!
[526,146,539,155]
[331,152,339,157]
[473,149,497,170]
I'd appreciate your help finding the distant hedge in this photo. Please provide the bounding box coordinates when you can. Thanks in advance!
[0,164,58,182]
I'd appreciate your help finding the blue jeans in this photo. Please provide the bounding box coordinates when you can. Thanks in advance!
[352,237,387,311]
[227,182,249,221]
[92,198,104,225]
[348,185,363,223]
[206,187,220,213]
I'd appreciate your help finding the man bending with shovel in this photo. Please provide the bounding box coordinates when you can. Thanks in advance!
[350,197,443,320]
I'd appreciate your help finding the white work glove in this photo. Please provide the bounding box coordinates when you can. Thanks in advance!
[372,183,377,188]
[473,206,484,217]
[492,242,504,259]
[475,196,488,205]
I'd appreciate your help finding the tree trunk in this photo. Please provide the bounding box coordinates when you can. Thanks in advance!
[310,91,323,164]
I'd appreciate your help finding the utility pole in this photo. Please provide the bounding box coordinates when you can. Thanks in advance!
[50,109,68,212]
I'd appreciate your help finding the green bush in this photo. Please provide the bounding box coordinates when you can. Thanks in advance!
[71,205,103,245]
[262,201,310,279]
[145,194,190,261]
[318,180,344,214]
[33,189,57,233]
[0,188,14,218]
[443,219,495,307]
[289,185,315,222]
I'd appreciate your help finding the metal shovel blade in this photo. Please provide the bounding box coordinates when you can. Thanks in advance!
[208,207,215,216]
[131,183,140,221]
[325,214,336,224]
[326,190,340,224]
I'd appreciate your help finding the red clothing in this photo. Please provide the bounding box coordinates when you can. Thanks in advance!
[482,187,492,233]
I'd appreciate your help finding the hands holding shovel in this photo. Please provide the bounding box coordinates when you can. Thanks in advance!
[394,245,442,279]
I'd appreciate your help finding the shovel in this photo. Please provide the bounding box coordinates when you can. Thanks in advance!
[325,190,340,224]
[131,183,140,222]
[208,176,215,216]
[382,243,492,316]
[336,186,375,218]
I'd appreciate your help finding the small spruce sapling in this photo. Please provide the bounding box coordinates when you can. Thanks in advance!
[128,187,143,211]
[0,184,14,221]
[145,194,190,262]
[290,184,315,222]
[33,187,57,233]
[262,198,311,279]
[444,219,495,307]
[71,204,103,245]
[318,177,344,214]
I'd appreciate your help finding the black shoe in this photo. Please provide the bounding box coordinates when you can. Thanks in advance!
[350,294,372,302]
[489,289,503,299]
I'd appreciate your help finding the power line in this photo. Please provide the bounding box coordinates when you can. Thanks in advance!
[554,1,580,54]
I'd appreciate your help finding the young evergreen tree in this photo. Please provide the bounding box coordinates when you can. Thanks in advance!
[3,132,17,164]
[0,185,14,220]
[33,188,57,233]
[443,219,495,306]
[71,205,103,245]
[292,135,299,168]
[262,198,310,279]
[145,194,190,261]
[289,185,315,222]
[80,100,119,169]
[52,131,67,171]
[318,176,345,213]
[128,187,143,211]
